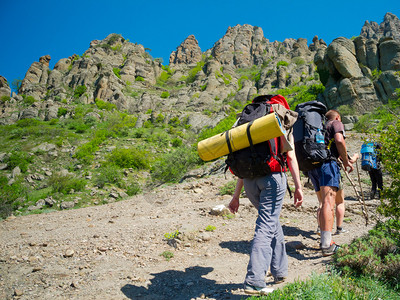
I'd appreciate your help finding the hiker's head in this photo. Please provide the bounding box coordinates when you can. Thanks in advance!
[326,109,341,121]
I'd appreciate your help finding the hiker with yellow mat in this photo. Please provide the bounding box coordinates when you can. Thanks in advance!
[198,95,303,295]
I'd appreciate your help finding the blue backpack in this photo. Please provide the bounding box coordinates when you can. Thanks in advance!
[361,142,378,171]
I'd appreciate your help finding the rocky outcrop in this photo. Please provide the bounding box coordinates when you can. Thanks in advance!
[19,55,51,100]
[316,31,400,111]
[0,76,11,98]
[361,12,400,40]
[211,24,267,68]
[1,13,400,127]
[169,35,202,67]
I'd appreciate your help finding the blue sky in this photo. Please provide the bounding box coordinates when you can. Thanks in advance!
[0,0,399,90]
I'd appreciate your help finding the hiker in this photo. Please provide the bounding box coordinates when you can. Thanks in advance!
[314,153,359,235]
[308,109,353,256]
[227,96,303,295]
[362,142,383,199]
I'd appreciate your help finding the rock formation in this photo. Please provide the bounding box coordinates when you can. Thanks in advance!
[1,13,399,128]
[169,35,202,67]
[360,12,400,40]
[0,76,11,98]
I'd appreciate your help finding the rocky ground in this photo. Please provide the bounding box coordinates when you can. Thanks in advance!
[0,132,383,299]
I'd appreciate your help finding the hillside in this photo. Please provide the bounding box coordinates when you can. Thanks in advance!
[0,132,382,300]
[0,13,399,220]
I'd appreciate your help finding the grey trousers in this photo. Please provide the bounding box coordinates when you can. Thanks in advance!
[243,172,288,287]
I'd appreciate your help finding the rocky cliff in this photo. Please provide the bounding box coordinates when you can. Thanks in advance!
[1,13,399,129]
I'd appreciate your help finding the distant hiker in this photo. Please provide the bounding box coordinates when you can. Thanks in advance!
[227,95,303,295]
[308,109,353,256]
[361,142,383,199]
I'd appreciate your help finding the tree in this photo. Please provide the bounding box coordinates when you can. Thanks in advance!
[11,79,22,93]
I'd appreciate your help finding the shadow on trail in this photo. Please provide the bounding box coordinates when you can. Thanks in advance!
[121,266,244,300]
[220,225,321,261]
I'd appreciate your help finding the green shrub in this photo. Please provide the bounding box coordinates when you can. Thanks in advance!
[185,61,205,84]
[337,105,355,115]
[205,225,216,232]
[293,57,306,66]
[66,118,89,133]
[57,107,68,117]
[95,98,116,111]
[1,95,10,102]
[23,95,36,105]
[161,91,170,98]
[113,68,121,79]
[238,75,248,90]
[171,138,182,147]
[219,180,241,195]
[15,118,41,127]
[94,164,123,188]
[107,147,150,169]
[160,251,174,261]
[164,230,180,240]
[48,173,86,194]
[7,151,33,173]
[277,60,289,68]
[74,85,87,98]
[126,181,141,196]
[135,76,144,81]
[151,146,200,183]
[0,176,28,219]
[334,222,400,287]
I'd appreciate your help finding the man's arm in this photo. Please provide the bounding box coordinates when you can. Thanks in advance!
[286,150,303,207]
[334,132,354,173]
[229,178,243,213]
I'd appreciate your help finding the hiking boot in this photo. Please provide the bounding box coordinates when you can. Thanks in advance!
[244,284,274,295]
[321,242,340,257]
[273,276,286,284]
[370,190,376,200]
[335,228,348,235]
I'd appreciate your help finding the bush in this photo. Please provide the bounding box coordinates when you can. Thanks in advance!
[94,164,123,188]
[107,147,150,169]
[161,91,170,98]
[126,181,141,196]
[0,176,28,219]
[74,85,87,99]
[48,173,86,194]
[95,98,116,111]
[1,95,10,103]
[23,95,36,105]
[219,180,240,195]
[113,68,121,79]
[58,107,68,117]
[135,76,144,81]
[7,151,33,173]
[151,146,200,183]
[334,222,400,287]
[277,60,289,68]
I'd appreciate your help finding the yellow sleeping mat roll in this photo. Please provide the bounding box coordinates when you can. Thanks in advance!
[197,112,285,161]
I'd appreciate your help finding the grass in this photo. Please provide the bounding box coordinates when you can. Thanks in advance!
[248,271,399,299]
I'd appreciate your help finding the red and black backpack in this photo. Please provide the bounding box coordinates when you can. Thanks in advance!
[225,95,289,179]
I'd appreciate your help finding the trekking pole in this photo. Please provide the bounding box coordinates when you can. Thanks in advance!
[355,160,368,225]
[339,161,369,225]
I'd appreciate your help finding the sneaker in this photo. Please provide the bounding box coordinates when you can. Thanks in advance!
[316,227,321,236]
[321,242,340,257]
[244,284,274,295]
[273,276,286,284]
[335,228,348,235]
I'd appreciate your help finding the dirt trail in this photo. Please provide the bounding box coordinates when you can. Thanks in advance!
[0,132,381,299]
